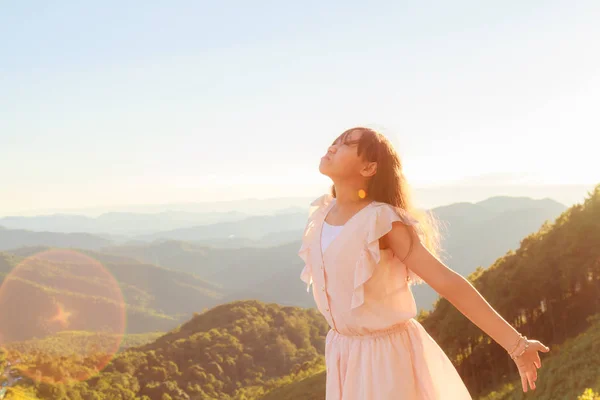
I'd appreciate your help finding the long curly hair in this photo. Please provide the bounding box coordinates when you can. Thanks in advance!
[330,127,441,258]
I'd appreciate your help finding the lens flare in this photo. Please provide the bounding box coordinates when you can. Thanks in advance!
[0,249,126,384]
[49,303,73,327]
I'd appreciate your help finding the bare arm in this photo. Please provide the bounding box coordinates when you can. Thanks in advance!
[387,222,520,350]
[385,221,550,392]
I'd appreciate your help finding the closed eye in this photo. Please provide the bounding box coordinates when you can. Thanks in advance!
[343,139,360,147]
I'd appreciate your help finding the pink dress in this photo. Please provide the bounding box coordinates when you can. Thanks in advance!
[298,194,472,399]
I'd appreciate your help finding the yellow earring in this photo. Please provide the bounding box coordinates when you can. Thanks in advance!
[358,189,366,199]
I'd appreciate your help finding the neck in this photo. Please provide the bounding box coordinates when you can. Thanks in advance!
[332,181,369,206]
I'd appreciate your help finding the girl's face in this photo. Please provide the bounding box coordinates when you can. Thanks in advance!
[319,130,375,180]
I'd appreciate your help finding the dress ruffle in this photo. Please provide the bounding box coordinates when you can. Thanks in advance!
[299,193,333,291]
[351,204,424,310]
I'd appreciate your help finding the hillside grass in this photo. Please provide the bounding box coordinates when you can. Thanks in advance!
[260,370,325,400]
[480,314,600,400]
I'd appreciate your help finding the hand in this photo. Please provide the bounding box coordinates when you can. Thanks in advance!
[513,339,550,392]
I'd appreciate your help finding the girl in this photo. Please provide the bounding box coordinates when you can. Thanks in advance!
[298,127,550,399]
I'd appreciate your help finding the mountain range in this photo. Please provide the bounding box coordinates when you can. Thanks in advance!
[0,196,568,312]
[0,248,225,343]
[103,196,568,310]
[0,186,598,399]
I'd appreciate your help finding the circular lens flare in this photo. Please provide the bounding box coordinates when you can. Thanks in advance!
[0,249,126,384]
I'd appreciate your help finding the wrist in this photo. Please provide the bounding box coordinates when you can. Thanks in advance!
[507,334,529,359]
[504,331,524,354]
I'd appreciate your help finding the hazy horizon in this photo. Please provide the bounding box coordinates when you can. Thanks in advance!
[2,180,595,218]
[2,1,599,216]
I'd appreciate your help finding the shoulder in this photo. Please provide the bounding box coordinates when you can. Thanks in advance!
[369,201,419,226]
[364,202,419,249]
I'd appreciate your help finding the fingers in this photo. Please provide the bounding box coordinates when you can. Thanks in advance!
[537,341,550,352]
[520,367,537,392]
[542,344,550,352]
[530,366,538,383]
[533,341,549,367]
[517,359,539,392]
[521,373,528,392]
[516,341,549,392]
[528,373,536,391]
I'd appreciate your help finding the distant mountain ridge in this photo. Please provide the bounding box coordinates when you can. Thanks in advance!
[137,212,308,242]
[0,210,249,236]
[0,248,225,342]
[100,196,567,311]
[2,183,591,237]
[0,227,112,252]
[0,196,569,312]
[6,182,593,219]
[413,195,568,308]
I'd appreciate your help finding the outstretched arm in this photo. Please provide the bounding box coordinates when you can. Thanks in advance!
[385,222,550,393]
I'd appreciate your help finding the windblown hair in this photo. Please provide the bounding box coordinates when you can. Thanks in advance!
[330,127,441,258]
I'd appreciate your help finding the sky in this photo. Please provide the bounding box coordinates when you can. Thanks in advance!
[1,1,599,216]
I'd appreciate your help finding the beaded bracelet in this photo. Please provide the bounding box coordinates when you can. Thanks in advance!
[509,336,529,360]
[508,334,524,355]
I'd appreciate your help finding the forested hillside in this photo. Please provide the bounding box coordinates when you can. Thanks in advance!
[419,185,600,396]
[1,186,597,399]
[0,301,329,400]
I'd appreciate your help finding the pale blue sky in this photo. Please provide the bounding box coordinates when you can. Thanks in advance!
[1,1,599,215]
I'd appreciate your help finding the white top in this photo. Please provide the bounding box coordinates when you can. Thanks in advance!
[321,221,344,252]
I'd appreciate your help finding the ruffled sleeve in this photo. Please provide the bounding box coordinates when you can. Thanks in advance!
[298,193,333,291]
[351,203,424,310]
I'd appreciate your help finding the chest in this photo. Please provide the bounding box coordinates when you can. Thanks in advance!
[321,222,344,252]
[309,211,371,274]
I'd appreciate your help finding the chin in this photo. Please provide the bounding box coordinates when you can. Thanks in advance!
[319,161,331,177]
